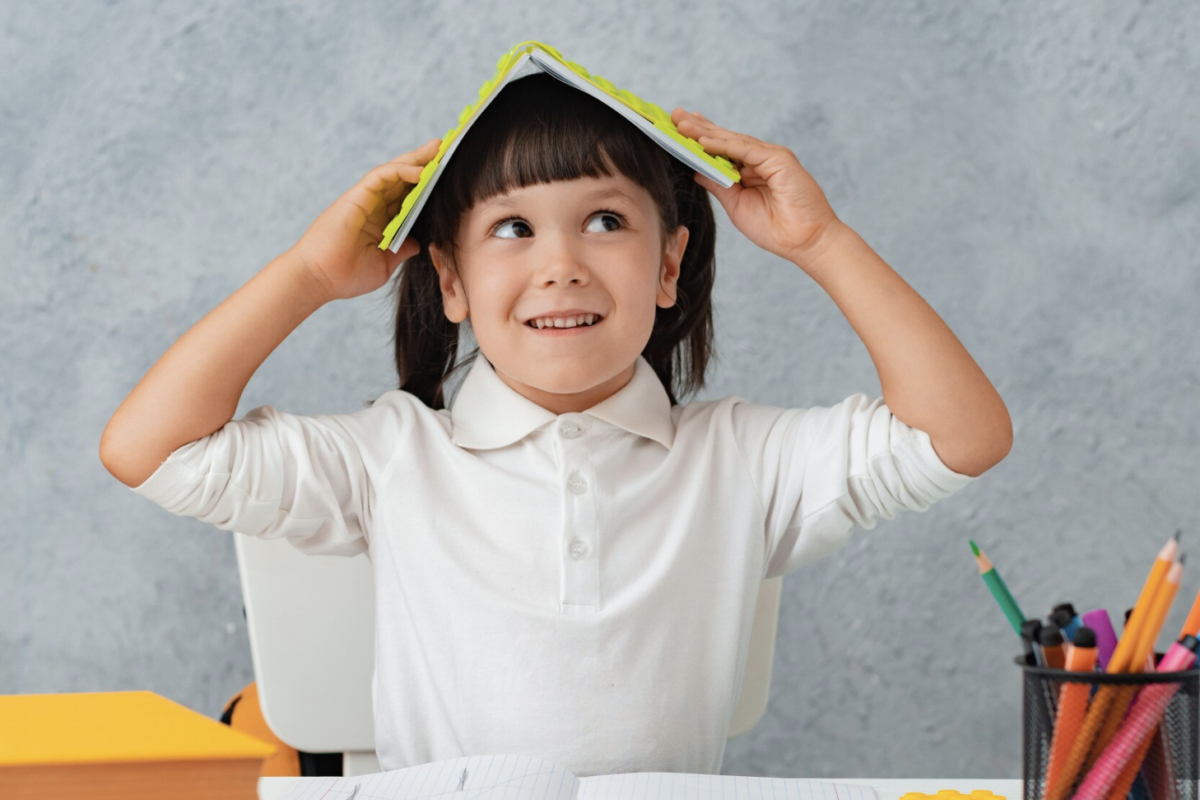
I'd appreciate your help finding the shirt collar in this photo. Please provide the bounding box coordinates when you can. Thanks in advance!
[449,354,676,451]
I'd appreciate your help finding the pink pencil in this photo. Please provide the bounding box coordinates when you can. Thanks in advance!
[1070,636,1199,800]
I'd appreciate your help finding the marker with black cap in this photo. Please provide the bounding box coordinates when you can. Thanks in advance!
[1039,623,1066,670]
[1022,619,1045,667]
[1050,602,1081,643]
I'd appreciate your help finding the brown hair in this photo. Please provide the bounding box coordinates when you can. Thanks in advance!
[391,72,719,409]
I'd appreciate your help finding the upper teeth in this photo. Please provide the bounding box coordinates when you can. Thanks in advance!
[529,314,599,329]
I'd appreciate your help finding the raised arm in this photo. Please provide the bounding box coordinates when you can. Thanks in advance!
[796,220,1012,477]
[99,250,328,488]
[672,107,1012,478]
[101,136,443,488]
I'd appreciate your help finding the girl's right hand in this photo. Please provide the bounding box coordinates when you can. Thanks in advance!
[289,137,442,303]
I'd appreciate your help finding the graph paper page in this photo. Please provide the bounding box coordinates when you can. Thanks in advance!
[576,773,879,800]
[278,753,579,800]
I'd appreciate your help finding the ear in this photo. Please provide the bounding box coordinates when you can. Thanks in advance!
[428,243,470,324]
[656,225,689,309]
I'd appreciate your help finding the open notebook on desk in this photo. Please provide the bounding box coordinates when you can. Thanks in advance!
[279,753,880,800]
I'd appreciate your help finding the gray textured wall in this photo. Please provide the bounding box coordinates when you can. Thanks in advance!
[3,0,1197,780]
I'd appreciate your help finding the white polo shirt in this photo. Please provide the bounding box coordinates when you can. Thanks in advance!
[130,353,976,777]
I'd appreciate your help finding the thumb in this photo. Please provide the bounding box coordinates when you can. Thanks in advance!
[695,172,737,214]
[395,235,422,263]
[383,235,421,277]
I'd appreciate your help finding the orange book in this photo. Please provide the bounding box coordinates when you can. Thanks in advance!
[0,690,276,800]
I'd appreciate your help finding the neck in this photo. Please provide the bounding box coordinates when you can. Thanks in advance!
[493,361,637,415]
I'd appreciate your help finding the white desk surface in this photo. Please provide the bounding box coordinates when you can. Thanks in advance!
[258,776,1021,800]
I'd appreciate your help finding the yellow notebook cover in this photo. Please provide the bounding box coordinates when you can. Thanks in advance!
[0,690,276,767]
[379,38,741,253]
[900,792,1006,800]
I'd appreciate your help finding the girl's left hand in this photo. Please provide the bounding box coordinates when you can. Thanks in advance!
[672,108,842,267]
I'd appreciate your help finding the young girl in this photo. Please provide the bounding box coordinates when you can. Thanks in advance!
[101,73,1011,777]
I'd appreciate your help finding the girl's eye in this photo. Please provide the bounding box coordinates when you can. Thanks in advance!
[493,217,533,239]
[492,210,627,240]
[585,209,626,233]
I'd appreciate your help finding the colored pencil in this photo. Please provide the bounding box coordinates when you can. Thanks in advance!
[1043,533,1179,800]
[970,540,1025,635]
[1086,557,1184,774]
[1071,635,1198,800]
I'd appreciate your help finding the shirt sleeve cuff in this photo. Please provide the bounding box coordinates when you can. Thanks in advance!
[128,445,207,514]
[893,425,980,500]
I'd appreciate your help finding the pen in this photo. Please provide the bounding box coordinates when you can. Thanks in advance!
[1020,619,1041,666]
[1081,609,1118,671]
[1043,626,1097,800]
[1038,624,1066,670]
[1050,603,1081,643]
[1021,618,1059,732]
[1024,619,1046,667]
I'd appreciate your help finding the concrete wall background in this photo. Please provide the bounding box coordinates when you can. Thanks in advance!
[2,0,1197,778]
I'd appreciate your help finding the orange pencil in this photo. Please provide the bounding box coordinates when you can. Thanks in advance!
[1113,536,1179,674]
[1044,626,1098,800]
[1137,555,1186,666]
[1093,558,1184,800]
[1180,579,1200,639]
[1087,557,1184,775]
[1044,533,1179,800]
[1140,555,1200,800]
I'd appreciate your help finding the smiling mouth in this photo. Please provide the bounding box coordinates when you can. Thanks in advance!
[524,316,604,330]
[524,316,605,333]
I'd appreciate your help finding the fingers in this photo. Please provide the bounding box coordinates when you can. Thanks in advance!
[672,107,750,141]
[369,138,443,202]
[389,137,442,167]
[379,162,427,202]
[671,108,780,168]
[691,133,772,169]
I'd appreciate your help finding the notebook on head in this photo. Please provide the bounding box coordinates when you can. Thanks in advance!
[378,39,741,254]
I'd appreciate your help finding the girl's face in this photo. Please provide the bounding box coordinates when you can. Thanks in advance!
[429,172,689,415]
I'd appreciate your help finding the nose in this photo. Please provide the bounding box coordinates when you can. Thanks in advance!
[532,234,590,287]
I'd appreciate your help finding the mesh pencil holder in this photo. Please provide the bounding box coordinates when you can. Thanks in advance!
[1015,655,1200,800]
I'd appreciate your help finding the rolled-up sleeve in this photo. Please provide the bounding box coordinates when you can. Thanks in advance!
[129,398,403,557]
[729,393,979,579]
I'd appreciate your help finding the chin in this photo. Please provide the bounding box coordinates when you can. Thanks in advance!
[523,366,602,395]
[497,354,623,396]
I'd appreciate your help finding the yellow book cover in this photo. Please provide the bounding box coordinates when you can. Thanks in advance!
[379,38,741,254]
[0,690,276,767]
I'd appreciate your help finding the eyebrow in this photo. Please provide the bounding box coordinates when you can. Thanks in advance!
[483,186,638,210]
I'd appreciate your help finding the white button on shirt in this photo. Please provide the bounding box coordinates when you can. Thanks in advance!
[129,353,976,777]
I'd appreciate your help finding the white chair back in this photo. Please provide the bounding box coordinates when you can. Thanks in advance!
[234,533,781,756]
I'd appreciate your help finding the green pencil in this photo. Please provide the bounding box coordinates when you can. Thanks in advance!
[970,539,1026,635]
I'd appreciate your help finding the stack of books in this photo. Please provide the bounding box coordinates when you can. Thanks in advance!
[0,690,276,799]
